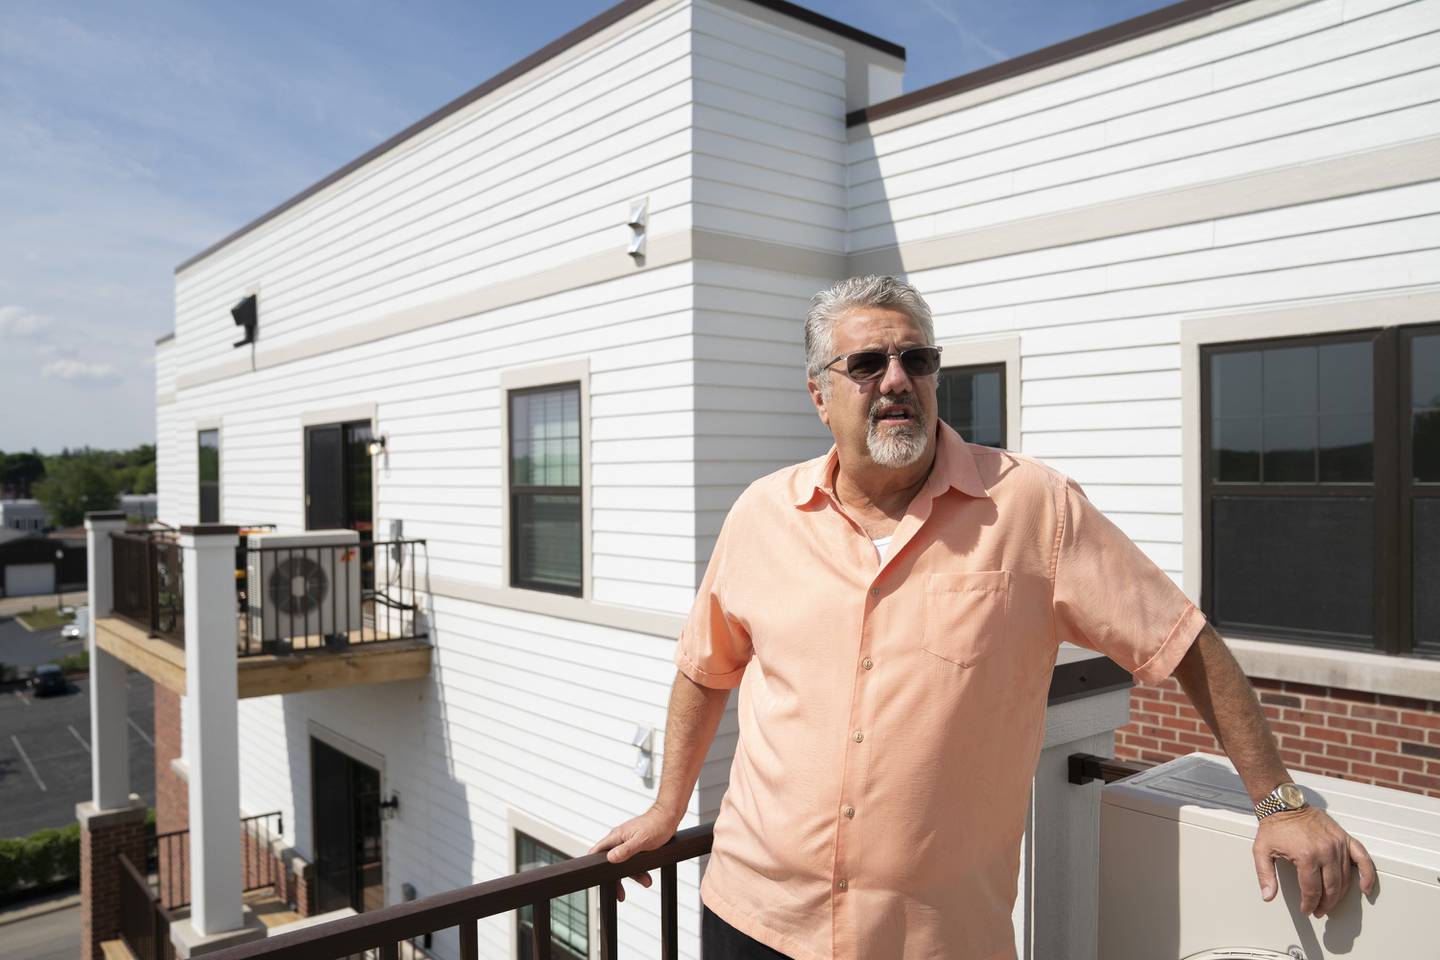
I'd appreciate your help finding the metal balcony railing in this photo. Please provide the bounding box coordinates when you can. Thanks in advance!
[150,811,285,911]
[118,851,177,960]
[238,539,428,657]
[110,528,185,644]
[212,824,713,960]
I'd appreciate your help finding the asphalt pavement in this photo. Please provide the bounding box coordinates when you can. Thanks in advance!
[0,616,85,671]
[0,669,155,839]
[0,899,81,960]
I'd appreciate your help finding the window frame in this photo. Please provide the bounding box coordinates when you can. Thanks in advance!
[500,359,591,601]
[1399,322,1440,657]
[507,382,584,597]
[513,831,590,960]
[936,360,1008,449]
[1199,326,1417,655]
[933,336,1020,451]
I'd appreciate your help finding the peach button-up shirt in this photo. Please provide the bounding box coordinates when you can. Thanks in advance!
[675,422,1207,960]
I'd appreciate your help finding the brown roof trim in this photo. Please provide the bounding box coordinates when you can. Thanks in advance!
[847,0,1250,127]
[175,0,903,276]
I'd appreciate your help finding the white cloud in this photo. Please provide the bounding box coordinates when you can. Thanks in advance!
[0,305,51,336]
[41,358,121,385]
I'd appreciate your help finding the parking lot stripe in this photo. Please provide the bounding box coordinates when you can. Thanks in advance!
[69,724,90,753]
[127,717,154,748]
[11,735,47,792]
[14,690,31,707]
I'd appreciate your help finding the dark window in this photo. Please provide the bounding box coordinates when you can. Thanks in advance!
[516,833,588,960]
[509,384,582,595]
[1203,325,1439,657]
[198,430,220,523]
[936,363,1006,448]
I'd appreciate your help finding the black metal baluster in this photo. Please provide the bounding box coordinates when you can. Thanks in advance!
[599,880,618,960]
[378,942,399,960]
[458,919,478,960]
[661,863,677,960]
[530,897,552,960]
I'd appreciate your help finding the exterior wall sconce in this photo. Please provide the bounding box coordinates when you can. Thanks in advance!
[367,436,387,457]
[632,725,655,782]
[627,197,647,260]
[379,792,400,820]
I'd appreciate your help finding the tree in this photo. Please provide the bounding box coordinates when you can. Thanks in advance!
[0,452,46,498]
[34,459,118,527]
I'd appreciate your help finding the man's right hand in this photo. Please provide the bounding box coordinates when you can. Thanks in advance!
[588,803,682,902]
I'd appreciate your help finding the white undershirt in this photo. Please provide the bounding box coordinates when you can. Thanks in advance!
[871,536,893,562]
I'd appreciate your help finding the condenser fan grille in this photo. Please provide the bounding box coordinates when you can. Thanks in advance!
[267,556,330,616]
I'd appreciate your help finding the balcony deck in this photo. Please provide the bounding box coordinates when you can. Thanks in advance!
[96,615,432,698]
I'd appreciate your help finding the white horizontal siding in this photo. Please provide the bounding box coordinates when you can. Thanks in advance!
[171,1,696,379]
[848,0,1435,250]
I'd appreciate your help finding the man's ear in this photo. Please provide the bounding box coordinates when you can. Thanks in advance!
[807,377,830,427]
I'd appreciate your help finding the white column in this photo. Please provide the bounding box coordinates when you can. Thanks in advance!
[85,512,131,811]
[181,524,244,936]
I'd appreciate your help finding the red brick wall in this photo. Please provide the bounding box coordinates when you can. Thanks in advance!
[1114,676,1440,799]
[79,808,149,960]
[153,683,188,834]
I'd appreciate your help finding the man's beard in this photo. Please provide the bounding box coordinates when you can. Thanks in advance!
[865,393,929,467]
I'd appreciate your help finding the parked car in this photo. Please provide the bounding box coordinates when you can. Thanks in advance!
[30,663,66,697]
[60,622,82,640]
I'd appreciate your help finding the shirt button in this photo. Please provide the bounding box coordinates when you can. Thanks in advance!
[862,657,873,670]
[842,804,855,818]
[837,879,849,891]
[851,730,864,743]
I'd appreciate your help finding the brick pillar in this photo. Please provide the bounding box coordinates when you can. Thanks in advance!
[78,796,148,960]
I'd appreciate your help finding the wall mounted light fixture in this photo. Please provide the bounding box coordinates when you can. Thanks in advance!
[627,197,648,260]
[367,436,387,457]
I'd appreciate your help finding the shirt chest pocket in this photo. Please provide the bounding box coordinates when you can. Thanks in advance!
[921,571,1012,668]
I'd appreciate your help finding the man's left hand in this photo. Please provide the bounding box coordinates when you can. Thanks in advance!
[1253,806,1377,917]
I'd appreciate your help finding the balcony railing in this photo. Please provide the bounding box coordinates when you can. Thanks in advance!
[238,539,428,657]
[111,528,185,644]
[151,811,285,911]
[213,824,714,960]
[118,851,177,960]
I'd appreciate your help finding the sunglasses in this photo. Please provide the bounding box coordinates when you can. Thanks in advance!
[822,346,943,383]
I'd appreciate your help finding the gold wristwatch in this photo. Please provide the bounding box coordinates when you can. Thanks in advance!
[1254,781,1307,821]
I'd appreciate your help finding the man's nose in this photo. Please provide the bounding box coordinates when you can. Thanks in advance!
[877,353,913,395]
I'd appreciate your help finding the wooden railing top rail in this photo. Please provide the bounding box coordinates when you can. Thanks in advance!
[212,823,714,960]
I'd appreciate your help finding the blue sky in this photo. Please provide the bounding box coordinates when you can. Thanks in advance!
[0,0,1173,454]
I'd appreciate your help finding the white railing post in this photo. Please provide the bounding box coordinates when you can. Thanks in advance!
[169,524,264,956]
[1014,647,1134,960]
[84,511,131,811]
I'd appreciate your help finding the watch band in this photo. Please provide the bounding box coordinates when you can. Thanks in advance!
[1254,782,1306,820]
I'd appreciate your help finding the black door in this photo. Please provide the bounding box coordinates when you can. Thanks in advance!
[305,425,346,531]
[312,738,384,914]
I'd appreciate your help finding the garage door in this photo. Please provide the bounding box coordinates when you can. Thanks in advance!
[4,563,55,597]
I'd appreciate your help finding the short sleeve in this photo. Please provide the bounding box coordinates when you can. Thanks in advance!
[1052,475,1206,684]
[674,509,752,689]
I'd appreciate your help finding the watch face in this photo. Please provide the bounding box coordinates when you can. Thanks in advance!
[1279,783,1304,808]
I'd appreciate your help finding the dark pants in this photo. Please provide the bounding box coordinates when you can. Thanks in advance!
[702,905,793,960]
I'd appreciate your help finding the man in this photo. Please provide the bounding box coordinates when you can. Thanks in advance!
[591,276,1376,959]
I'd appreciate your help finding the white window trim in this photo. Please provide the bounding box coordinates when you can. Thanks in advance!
[1180,287,1440,697]
[933,335,1021,451]
[195,419,222,525]
[506,808,598,960]
[499,359,592,601]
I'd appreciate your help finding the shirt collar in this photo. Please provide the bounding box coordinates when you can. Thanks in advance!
[792,420,990,508]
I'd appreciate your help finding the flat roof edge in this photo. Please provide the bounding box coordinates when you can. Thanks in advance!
[175,0,902,276]
[846,0,1251,127]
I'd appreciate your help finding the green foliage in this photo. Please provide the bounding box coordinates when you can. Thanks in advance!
[54,650,89,673]
[34,458,118,527]
[0,444,156,509]
[0,823,81,896]
[0,451,45,498]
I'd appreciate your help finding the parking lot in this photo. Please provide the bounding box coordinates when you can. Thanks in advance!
[0,663,155,839]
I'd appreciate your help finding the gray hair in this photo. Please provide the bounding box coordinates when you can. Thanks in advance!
[805,276,935,392]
